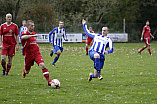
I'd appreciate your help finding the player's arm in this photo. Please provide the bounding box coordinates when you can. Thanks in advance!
[19,27,22,40]
[63,29,68,41]
[0,35,2,49]
[49,28,56,44]
[105,39,114,55]
[141,27,145,41]
[21,34,38,40]
[0,26,3,49]
[82,19,95,39]
[15,26,19,51]
[150,33,154,39]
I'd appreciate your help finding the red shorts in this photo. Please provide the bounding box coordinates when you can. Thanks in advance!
[25,52,44,68]
[144,38,150,45]
[86,38,93,46]
[1,44,15,56]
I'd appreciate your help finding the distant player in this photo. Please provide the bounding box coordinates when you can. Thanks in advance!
[85,27,94,55]
[21,20,52,86]
[0,13,19,76]
[138,20,154,55]
[49,21,68,66]
[82,19,113,82]
[19,20,27,55]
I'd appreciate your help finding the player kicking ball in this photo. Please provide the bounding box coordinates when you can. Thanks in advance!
[82,19,113,82]
[21,20,52,86]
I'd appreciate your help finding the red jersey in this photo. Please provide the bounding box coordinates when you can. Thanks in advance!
[143,26,150,39]
[21,30,39,55]
[86,30,94,40]
[0,22,19,45]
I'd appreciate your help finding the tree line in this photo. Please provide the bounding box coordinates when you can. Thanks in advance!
[0,0,157,41]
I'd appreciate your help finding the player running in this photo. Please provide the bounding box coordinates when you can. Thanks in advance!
[82,19,113,82]
[138,20,154,55]
[21,20,52,86]
[19,20,27,55]
[85,27,94,55]
[49,21,68,66]
[0,13,19,76]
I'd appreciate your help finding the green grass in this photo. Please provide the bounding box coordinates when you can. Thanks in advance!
[0,43,157,104]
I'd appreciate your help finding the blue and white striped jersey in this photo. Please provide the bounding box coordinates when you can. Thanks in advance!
[49,27,67,47]
[19,26,27,39]
[83,24,113,54]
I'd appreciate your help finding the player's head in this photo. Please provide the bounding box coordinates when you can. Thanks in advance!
[102,27,109,36]
[27,20,34,32]
[6,13,12,23]
[89,27,93,32]
[59,21,64,29]
[146,20,149,26]
[22,20,26,27]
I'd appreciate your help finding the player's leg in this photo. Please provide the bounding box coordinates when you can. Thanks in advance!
[39,62,51,86]
[52,46,63,66]
[88,51,101,82]
[147,38,152,55]
[22,55,34,78]
[5,45,16,75]
[35,54,51,86]
[86,40,90,55]
[97,58,105,80]
[139,38,148,54]
[147,45,152,55]
[5,56,13,76]
[1,55,7,75]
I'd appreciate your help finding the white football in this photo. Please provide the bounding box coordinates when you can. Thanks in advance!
[51,79,60,88]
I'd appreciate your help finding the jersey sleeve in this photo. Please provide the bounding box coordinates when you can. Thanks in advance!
[143,26,146,32]
[49,28,56,43]
[107,38,113,54]
[0,25,2,36]
[83,24,95,39]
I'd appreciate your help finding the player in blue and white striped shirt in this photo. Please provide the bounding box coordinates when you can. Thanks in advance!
[19,20,27,40]
[82,19,113,82]
[19,20,27,55]
[49,21,68,66]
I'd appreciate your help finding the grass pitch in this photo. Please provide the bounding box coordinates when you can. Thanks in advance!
[0,43,156,104]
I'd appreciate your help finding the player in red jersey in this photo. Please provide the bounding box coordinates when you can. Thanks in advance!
[0,13,19,76]
[21,20,52,86]
[138,20,154,55]
[85,27,94,55]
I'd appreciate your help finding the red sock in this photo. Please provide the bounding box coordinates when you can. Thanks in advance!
[1,61,6,70]
[148,49,151,55]
[6,63,12,73]
[140,47,146,52]
[42,68,50,82]
[86,47,88,54]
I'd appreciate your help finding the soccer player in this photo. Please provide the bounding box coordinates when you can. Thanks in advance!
[49,21,68,66]
[138,20,154,55]
[0,13,19,76]
[82,19,113,82]
[21,20,52,86]
[19,20,27,55]
[85,27,94,55]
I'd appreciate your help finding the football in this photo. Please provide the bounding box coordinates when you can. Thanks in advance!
[51,79,60,88]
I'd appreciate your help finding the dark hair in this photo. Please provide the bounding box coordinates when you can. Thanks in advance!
[59,21,64,24]
[26,20,34,26]
[146,20,149,22]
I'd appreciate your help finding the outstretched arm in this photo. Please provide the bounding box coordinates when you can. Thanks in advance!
[21,34,38,40]
[82,19,95,39]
